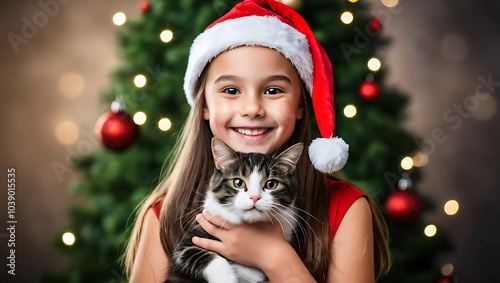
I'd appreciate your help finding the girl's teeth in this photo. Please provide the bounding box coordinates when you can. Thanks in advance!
[235,128,268,136]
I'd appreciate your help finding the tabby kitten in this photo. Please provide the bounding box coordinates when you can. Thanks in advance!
[166,138,304,283]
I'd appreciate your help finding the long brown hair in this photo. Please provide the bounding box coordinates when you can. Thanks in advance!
[123,66,390,281]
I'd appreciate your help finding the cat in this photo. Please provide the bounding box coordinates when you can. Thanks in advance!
[165,137,304,283]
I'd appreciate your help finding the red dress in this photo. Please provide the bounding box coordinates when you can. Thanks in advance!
[151,178,365,240]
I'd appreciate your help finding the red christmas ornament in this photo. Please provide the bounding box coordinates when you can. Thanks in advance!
[368,17,383,34]
[95,108,139,151]
[359,80,381,101]
[139,1,151,13]
[384,189,423,223]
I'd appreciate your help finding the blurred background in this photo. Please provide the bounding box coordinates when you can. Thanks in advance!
[1,0,499,282]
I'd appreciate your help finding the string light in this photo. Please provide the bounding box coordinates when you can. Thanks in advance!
[424,224,437,237]
[348,0,358,3]
[158,118,172,131]
[113,12,127,26]
[134,74,147,88]
[133,111,147,125]
[58,72,85,98]
[160,30,174,43]
[62,232,76,246]
[444,200,459,215]
[340,12,354,24]
[412,151,428,167]
[55,120,79,145]
[343,104,357,118]
[367,57,381,71]
[381,0,399,8]
[441,263,454,276]
[400,156,414,170]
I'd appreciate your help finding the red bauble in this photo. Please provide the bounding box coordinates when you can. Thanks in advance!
[359,81,381,101]
[139,1,151,13]
[95,110,139,151]
[368,17,383,34]
[384,189,422,223]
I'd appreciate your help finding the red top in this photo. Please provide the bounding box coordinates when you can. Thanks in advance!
[151,179,365,240]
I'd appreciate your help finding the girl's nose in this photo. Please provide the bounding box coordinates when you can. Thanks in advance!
[239,93,265,118]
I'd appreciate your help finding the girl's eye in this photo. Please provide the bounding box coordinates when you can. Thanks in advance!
[264,88,282,95]
[264,179,278,190]
[233,178,245,188]
[223,88,239,95]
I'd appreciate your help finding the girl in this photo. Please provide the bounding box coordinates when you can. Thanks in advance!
[124,0,390,282]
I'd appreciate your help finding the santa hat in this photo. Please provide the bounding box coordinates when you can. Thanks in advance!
[183,0,348,173]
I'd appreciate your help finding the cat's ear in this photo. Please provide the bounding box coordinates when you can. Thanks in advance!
[211,138,238,170]
[272,143,304,173]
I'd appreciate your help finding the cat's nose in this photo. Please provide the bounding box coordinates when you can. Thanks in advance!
[250,196,260,203]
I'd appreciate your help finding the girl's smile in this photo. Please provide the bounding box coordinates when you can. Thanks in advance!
[203,46,304,154]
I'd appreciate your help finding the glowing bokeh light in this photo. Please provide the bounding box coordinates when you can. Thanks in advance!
[134,74,147,88]
[341,12,354,24]
[158,118,172,131]
[62,232,76,246]
[343,104,357,118]
[55,120,79,145]
[401,157,414,170]
[424,224,437,237]
[133,112,147,125]
[160,30,174,43]
[367,57,381,71]
[444,200,459,215]
[113,12,126,26]
[58,72,85,98]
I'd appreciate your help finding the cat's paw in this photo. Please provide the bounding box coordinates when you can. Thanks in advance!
[232,264,267,283]
[204,256,238,283]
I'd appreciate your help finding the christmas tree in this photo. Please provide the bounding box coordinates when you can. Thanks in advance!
[42,0,453,282]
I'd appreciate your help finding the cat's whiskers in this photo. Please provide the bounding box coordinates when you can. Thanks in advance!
[272,203,322,246]
[268,205,304,247]
[179,209,202,233]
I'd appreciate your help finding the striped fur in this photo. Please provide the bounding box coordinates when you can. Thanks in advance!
[165,138,303,283]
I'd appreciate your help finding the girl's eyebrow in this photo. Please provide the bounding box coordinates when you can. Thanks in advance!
[214,75,240,84]
[264,75,292,84]
[214,75,292,84]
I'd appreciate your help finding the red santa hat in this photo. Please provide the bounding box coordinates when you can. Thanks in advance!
[183,0,348,173]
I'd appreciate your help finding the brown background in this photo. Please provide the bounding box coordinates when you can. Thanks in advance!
[1,0,499,282]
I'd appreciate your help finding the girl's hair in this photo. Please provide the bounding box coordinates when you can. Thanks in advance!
[123,65,390,281]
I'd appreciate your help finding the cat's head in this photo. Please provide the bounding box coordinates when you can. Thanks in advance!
[204,138,304,224]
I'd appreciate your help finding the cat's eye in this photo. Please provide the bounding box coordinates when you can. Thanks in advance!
[233,178,245,188]
[264,179,278,190]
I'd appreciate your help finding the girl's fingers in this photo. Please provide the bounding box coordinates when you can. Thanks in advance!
[196,213,227,237]
[192,236,223,253]
[201,210,232,230]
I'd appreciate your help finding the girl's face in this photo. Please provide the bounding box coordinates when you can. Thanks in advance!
[203,46,304,154]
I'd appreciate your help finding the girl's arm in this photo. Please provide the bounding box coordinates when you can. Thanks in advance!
[193,197,375,283]
[129,208,169,283]
[327,197,375,283]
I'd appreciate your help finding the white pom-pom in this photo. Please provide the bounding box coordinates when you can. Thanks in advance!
[308,137,349,173]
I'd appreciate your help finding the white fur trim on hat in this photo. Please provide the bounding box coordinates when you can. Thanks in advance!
[183,15,313,106]
[308,137,349,173]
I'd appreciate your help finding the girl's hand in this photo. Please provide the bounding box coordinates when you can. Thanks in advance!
[192,210,288,269]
